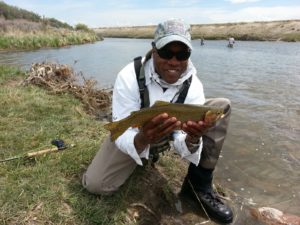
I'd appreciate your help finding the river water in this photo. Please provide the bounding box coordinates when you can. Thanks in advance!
[1,38,300,218]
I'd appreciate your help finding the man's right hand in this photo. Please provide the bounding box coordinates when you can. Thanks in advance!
[134,113,181,153]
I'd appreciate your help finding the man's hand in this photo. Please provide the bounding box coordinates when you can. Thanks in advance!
[182,120,211,144]
[134,113,181,153]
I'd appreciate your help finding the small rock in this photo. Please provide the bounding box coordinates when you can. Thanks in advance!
[250,207,300,225]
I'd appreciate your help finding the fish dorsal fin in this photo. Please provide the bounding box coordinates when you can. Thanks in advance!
[152,100,170,107]
[129,101,170,116]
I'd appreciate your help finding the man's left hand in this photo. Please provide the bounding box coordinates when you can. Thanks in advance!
[182,120,211,143]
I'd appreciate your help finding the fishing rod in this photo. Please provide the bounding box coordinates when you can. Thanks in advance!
[0,139,74,163]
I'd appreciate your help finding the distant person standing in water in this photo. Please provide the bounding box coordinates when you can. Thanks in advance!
[228,37,235,48]
[201,38,204,46]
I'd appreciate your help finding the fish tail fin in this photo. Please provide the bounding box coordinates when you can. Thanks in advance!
[104,121,128,141]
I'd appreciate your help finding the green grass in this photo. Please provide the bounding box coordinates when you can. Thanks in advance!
[282,33,300,42]
[0,65,141,225]
[0,30,102,50]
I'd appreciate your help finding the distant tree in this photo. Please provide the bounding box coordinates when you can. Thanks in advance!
[47,17,73,29]
[75,23,90,32]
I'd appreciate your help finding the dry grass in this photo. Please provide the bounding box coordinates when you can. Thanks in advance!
[0,18,44,33]
[94,20,300,42]
[23,62,112,120]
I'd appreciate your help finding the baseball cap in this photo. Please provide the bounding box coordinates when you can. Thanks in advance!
[154,19,192,50]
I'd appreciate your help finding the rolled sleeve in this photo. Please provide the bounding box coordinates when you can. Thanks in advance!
[112,62,149,165]
[115,128,150,166]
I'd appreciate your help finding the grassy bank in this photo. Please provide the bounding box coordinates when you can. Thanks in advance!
[0,2,102,51]
[0,66,123,224]
[94,20,300,42]
[0,65,195,225]
[1,65,240,224]
[0,30,101,50]
[0,18,102,50]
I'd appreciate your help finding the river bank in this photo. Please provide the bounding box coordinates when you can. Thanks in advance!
[0,18,102,51]
[94,20,300,42]
[0,64,258,225]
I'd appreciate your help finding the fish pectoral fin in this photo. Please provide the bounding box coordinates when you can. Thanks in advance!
[204,111,218,124]
[204,111,224,125]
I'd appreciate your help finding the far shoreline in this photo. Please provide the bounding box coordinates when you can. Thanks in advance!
[94,20,300,42]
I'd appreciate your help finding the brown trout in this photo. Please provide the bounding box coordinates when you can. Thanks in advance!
[104,101,224,141]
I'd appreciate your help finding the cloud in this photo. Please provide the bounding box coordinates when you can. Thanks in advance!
[210,6,300,23]
[88,6,300,27]
[227,0,261,3]
[4,0,300,27]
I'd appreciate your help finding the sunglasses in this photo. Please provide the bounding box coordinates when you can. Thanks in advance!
[152,43,191,61]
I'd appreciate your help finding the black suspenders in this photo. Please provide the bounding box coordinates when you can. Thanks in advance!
[134,56,192,108]
[134,56,149,108]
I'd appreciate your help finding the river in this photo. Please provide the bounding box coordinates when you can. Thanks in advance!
[1,38,300,218]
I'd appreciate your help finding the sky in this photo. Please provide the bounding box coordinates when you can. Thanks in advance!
[4,0,300,28]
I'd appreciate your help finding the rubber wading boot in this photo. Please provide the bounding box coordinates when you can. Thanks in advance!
[179,177,233,224]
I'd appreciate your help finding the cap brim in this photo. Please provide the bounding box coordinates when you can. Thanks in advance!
[155,35,192,50]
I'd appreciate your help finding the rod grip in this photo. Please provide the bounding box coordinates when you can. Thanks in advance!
[26,147,59,158]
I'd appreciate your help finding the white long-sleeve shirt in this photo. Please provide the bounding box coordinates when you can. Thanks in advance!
[112,57,205,166]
